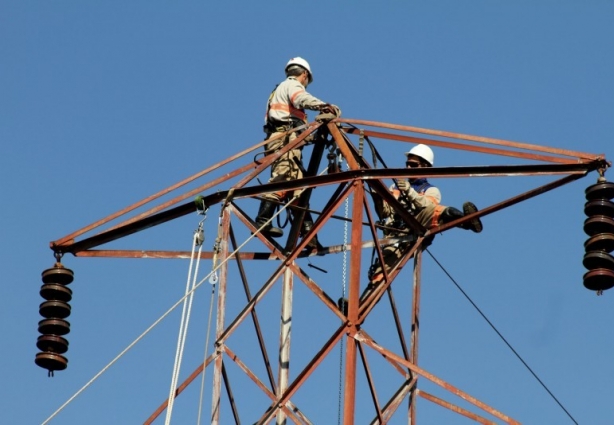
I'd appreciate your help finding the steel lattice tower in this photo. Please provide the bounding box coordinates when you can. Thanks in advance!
[39,116,611,424]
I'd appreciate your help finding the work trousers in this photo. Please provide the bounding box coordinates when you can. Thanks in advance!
[262,131,303,202]
[370,202,440,282]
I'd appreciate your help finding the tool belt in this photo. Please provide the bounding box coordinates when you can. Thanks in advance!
[263,118,304,136]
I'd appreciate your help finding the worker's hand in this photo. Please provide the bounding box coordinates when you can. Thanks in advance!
[319,104,342,117]
[397,179,410,193]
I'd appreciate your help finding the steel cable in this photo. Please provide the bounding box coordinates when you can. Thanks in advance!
[425,249,579,424]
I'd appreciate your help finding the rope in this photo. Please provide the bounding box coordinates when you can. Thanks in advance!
[425,249,579,425]
[197,214,224,425]
[196,278,216,425]
[165,224,205,425]
[41,168,331,424]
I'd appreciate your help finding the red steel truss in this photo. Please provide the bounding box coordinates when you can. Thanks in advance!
[48,117,609,424]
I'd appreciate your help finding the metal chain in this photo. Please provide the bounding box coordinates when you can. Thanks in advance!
[337,157,349,425]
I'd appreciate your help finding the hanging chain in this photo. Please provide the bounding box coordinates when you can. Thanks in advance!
[337,156,349,425]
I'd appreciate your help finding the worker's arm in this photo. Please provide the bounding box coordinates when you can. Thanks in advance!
[288,80,326,110]
[408,186,441,210]
[397,180,442,210]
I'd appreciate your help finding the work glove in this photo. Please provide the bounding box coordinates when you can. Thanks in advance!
[319,103,342,117]
[397,179,417,200]
[397,179,410,193]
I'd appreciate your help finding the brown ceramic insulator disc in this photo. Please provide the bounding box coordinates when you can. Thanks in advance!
[583,251,614,271]
[584,199,614,217]
[583,216,614,236]
[583,268,614,291]
[39,300,71,319]
[41,265,74,285]
[584,233,614,253]
[35,352,68,372]
[40,283,73,302]
[38,318,70,336]
[585,181,614,201]
[36,335,69,354]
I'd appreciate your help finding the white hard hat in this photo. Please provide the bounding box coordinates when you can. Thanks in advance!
[405,144,434,166]
[285,57,313,84]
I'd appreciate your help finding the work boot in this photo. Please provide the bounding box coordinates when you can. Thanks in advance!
[440,203,483,233]
[255,200,283,238]
[462,202,483,233]
[301,213,324,252]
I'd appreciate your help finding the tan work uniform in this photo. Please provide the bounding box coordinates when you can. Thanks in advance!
[263,76,325,201]
[370,182,444,283]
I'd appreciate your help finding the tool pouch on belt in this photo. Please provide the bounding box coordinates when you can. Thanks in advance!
[263,118,306,154]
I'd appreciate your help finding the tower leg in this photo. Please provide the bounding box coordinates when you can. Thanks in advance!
[276,266,294,424]
[211,207,231,424]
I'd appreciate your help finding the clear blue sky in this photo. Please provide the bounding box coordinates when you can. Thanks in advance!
[3,2,614,424]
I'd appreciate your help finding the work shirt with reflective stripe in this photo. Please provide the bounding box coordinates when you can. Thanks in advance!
[265,77,325,124]
[382,183,442,218]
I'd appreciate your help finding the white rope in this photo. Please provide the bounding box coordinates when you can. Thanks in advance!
[42,171,328,425]
[165,229,204,425]
[196,276,216,425]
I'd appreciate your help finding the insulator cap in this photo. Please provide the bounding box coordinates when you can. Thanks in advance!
[583,251,614,271]
[36,335,69,354]
[584,199,614,217]
[38,318,70,336]
[584,233,614,253]
[42,264,74,285]
[35,352,68,373]
[585,181,614,201]
[584,216,614,236]
[583,268,614,291]
[39,300,71,319]
[40,283,73,302]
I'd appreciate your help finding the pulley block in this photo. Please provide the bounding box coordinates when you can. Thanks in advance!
[584,233,614,253]
[583,215,614,236]
[41,264,74,285]
[583,251,614,271]
[585,181,614,201]
[35,352,68,373]
[39,283,73,302]
[36,335,69,354]
[38,318,70,336]
[584,199,614,218]
[583,268,614,291]
[39,300,71,319]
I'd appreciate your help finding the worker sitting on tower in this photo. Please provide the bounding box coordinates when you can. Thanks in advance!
[340,144,483,311]
[255,57,340,248]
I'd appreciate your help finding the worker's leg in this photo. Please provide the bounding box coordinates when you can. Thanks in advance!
[438,202,483,233]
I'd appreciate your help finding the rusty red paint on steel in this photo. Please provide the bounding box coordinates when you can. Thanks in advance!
[210,208,231,424]
[417,390,498,425]
[410,251,423,424]
[374,377,417,424]
[51,162,602,255]
[223,346,306,423]
[430,172,586,237]
[53,137,272,247]
[228,224,277,392]
[343,127,580,165]
[357,342,385,423]
[342,180,365,425]
[255,324,347,424]
[144,353,215,425]
[341,118,601,160]
[357,332,520,425]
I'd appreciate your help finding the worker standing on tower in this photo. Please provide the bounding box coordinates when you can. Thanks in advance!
[340,144,483,311]
[255,57,340,246]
